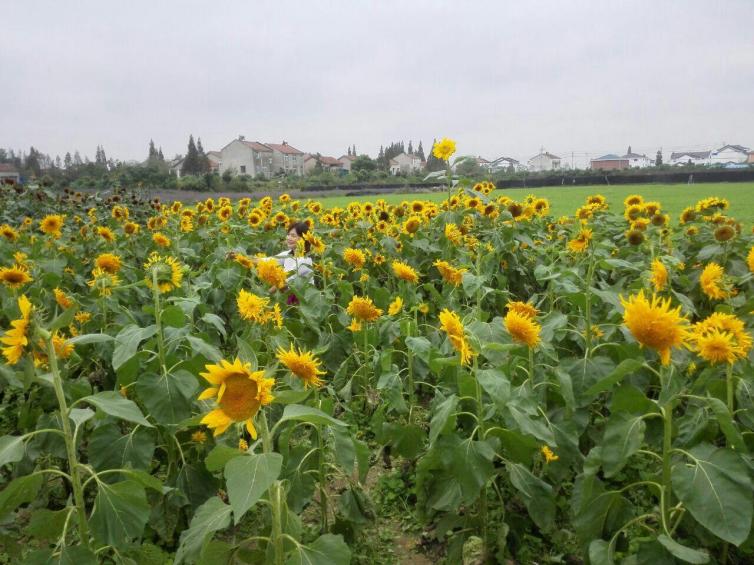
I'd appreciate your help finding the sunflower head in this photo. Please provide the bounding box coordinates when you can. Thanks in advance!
[438,309,474,364]
[691,312,752,365]
[276,345,325,388]
[237,289,270,323]
[144,253,184,294]
[346,295,382,322]
[343,248,366,270]
[388,296,403,316]
[0,264,33,289]
[504,310,541,348]
[432,138,456,161]
[620,290,689,365]
[40,215,64,237]
[506,301,539,319]
[650,258,668,292]
[95,253,122,274]
[1,294,33,364]
[699,262,731,300]
[433,260,466,286]
[256,259,287,289]
[392,261,419,284]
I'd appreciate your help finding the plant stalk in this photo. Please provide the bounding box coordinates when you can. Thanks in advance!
[152,270,167,377]
[726,363,735,415]
[315,390,328,533]
[661,403,673,533]
[259,412,285,565]
[473,356,488,559]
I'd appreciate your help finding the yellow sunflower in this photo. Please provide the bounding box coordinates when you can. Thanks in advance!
[504,310,541,348]
[144,253,183,294]
[1,294,33,365]
[97,226,116,243]
[88,268,121,297]
[0,264,33,289]
[747,247,754,274]
[123,221,140,235]
[40,215,64,237]
[388,296,403,316]
[0,224,19,241]
[152,232,171,247]
[438,309,474,364]
[699,263,730,300]
[691,312,752,365]
[237,289,270,323]
[433,260,467,286]
[95,253,122,274]
[403,216,422,235]
[54,288,74,309]
[432,138,457,161]
[346,295,382,322]
[276,345,325,388]
[567,228,592,253]
[506,301,539,319]
[650,258,668,292]
[343,248,366,270]
[197,358,275,438]
[620,291,689,365]
[256,259,287,290]
[392,261,419,284]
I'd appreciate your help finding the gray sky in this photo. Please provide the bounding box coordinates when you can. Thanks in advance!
[2,0,753,167]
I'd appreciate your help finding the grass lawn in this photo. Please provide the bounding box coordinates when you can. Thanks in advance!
[314,182,754,224]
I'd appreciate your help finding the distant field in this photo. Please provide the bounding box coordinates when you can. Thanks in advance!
[313,182,754,224]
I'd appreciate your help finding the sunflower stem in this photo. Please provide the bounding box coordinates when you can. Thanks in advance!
[151,269,167,377]
[407,313,415,425]
[315,390,328,533]
[259,411,285,565]
[46,334,91,550]
[661,401,673,535]
[584,250,596,358]
[726,363,735,415]
[473,355,489,559]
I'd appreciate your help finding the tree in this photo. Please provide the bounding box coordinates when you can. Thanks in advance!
[158,147,164,161]
[148,139,158,160]
[347,147,352,157]
[627,145,632,155]
[55,155,62,169]
[352,155,376,172]
[95,145,107,167]
[73,151,83,167]
[197,138,210,173]
[64,152,72,169]
[655,149,663,166]
[417,141,425,161]
[181,135,202,176]
[25,146,42,177]
[408,140,413,155]
[456,158,483,177]
[352,144,357,156]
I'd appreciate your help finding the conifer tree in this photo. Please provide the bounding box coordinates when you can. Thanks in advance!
[408,140,413,155]
[64,152,72,169]
[148,139,158,160]
[417,141,425,161]
[158,147,164,161]
[352,144,357,156]
[181,135,200,175]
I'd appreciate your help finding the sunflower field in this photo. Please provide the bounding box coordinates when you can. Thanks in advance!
[1,158,754,564]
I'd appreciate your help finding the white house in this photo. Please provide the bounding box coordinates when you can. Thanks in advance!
[303,154,342,175]
[669,151,711,166]
[391,152,424,174]
[388,158,401,175]
[0,163,21,184]
[266,141,305,176]
[206,151,222,173]
[220,137,274,177]
[488,156,523,173]
[168,157,185,178]
[527,152,561,172]
[338,154,357,172]
[710,144,750,166]
[623,148,653,168]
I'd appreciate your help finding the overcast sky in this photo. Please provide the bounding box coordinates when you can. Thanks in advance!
[2,0,753,167]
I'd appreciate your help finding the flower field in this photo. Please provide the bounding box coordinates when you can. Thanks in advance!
[1,173,754,563]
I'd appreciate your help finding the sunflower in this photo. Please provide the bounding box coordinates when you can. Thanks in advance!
[233,253,254,269]
[403,216,422,235]
[650,258,668,292]
[432,138,456,161]
[123,221,140,235]
[625,229,645,245]
[438,309,474,364]
[256,259,287,289]
[433,260,467,286]
[152,232,171,247]
[96,226,116,243]
[217,206,233,222]
[343,248,366,270]
[714,225,736,242]
[54,288,74,309]
[276,345,325,388]
[0,224,18,241]
[506,301,539,319]
[444,223,463,245]
[567,228,592,253]
[624,194,643,207]
[691,312,752,365]
[87,268,120,297]
[504,310,541,348]
[346,295,382,322]
[0,264,33,289]
[40,215,64,238]
[699,263,730,300]
[197,358,275,438]
[620,291,689,365]
[95,253,122,274]
[302,232,325,255]
[1,295,33,365]
[748,247,754,274]
[144,253,183,294]
[237,289,270,323]
[264,303,283,329]
[392,261,419,284]
[388,297,403,316]
[248,212,263,227]
[679,207,696,224]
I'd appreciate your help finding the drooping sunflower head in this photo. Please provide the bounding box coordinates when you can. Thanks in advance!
[620,290,689,365]
[95,253,122,274]
[87,267,121,297]
[392,261,419,284]
[699,262,730,300]
[624,194,643,207]
[438,308,474,364]
[0,264,33,289]
[713,225,736,242]
[1,294,33,365]
[144,253,184,294]
[346,295,382,322]
[276,345,325,388]
[403,216,422,235]
[388,296,403,316]
[198,358,275,438]
[504,310,541,348]
[96,226,116,243]
[0,224,19,241]
[506,301,539,319]
[237,289,269,323]
[567,228,592,253]
[54,288,74,309]
[650,258,668,292]
[433,260,466,286]
[152,232,171,248]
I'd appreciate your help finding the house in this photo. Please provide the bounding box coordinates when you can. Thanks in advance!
[487,156,523,173]
[623,148,653,168]
[303,154,343,175]
[710,144,750,166]
[168,157,185,178]
[527,151,561,172]
[0,163,21,184]
[206,151,222,173]
[669,151,711,166]
[265,141,305,176]
[219,137,274,177]
[338,154,357,172]
[391,152,424,174]
[591,154,629,170]
[389,159,401,175]
[747,152,754,165]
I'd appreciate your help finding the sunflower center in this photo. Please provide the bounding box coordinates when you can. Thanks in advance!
[219,373,260,420]
[4,271,25,283]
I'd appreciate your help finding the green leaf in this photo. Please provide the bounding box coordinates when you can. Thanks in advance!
[656,535,710,564]
[279,404,346,428]
[584,359,643,397]
[200,313,227,338]
[476,369,510,409]
[49,306,78,332]
[383,423,425,459]
[705,397,746,452]
[225,452,283,523]
[90,480,150,548]
[601,412,646,478]
[205,445,243,473]
[69,408,94,430]
[135,369,197,425]
[112,324,156,370]
[80,391,152,427]
[174,497,232,564]
[185,336,222,362]
[285,533,351,565]
[26,508,70,541]
[0,435,24,467]
[429,394,458,446]
[58,546,98,565]
[0,473,43,514]
[67,333,113,345]
[588,539,614,565]
[89,424,155,473]
[508,463,556,531]
[672,443,753,545]
[161,305,186,328]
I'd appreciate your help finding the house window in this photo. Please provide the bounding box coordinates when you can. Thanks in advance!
[240,165,246,174]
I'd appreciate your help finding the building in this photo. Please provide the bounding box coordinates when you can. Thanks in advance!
[623,148,653,168]
[710,144,750,166]
[388,158,400,175]
[747,152,754,165]
[206,151,222,173]
[591,154,629,170]
[391,152,424,174]
[487,156,523,173]
[0,164,21,184]
[669,151,711,166]
[219,137,274,177]
[303,154,343,175]
[527,151,561,172]
[168,157,185,178]
[265,141,305,176]
[338,154,357,172]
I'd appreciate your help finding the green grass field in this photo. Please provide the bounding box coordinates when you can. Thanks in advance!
[315,182,754,224]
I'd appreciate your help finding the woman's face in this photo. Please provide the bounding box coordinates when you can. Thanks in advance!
[286,228,300,251]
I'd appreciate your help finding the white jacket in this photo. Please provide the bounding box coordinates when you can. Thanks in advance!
[271,251,314,285]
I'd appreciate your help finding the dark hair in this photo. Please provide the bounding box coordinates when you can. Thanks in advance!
[288,221,311,254]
